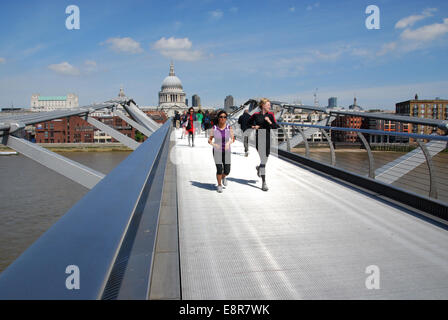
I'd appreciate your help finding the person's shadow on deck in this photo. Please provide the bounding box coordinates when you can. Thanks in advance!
[226,177,259,190]
[190,178,260,191]
[190,181,216,191]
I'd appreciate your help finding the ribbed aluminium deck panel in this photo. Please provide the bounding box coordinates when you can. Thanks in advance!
[175,129,448,300]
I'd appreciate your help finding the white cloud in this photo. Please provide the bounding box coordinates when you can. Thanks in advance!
[307,2,320,11]
[350,48,371,57]
[395,8,437,29]
[22,44,46,57]
[377,42,397,56]
[270,47,349,77]
[0,57,5,64]
[48,62,80,76]
[102,37,143,54]
[174,21,182,30]
[152,37,205,61]
[274,46,349,71]
[289,7,295,13]
[84,60,97,73]
[209,9,223,20]
[401,18,448,42]
[274,81,448,110]
[378,11,448,57]
[163,50,204,61]
[48,60,100,76]
[313,49,343,61]
[153,37,192,50]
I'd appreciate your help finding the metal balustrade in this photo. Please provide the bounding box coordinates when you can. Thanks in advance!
[0,121,172,299]
[278,121,448,207]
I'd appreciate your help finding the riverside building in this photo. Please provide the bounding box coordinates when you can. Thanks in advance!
[396,95,448,136]
[31,94,79,111]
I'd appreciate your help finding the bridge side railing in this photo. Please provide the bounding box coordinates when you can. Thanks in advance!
[277,121,448,216]
[0,120,172,299]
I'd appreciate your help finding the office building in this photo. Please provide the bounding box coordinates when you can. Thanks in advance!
[396,95,448,136]
[192,94,201,107]
[224,95,234,112]
[328,97,337,109]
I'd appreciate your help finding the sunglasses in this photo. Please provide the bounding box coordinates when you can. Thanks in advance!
[219,116,227,119]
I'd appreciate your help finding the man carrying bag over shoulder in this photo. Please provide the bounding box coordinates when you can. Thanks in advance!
[238,109,251,157]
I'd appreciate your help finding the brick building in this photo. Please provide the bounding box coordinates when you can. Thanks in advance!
[331,115,363,143]
[362,115,410,144]
[396,96,448,136]
[35,115,136,143]
[34,111,168,144]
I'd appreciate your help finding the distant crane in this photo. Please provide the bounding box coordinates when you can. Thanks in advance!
[313,88,319,108]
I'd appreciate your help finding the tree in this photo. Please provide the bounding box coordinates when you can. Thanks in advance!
[135,131,144,142]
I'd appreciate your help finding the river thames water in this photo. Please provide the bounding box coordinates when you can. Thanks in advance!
[0,151,131,273]
[0,148,447,273]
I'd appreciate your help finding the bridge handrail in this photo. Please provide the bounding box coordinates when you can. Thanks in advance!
[271,100,448,131]
[278,122,448,142]
[0,98,130,133]
[0,120,172,299]
[278,121,448,209]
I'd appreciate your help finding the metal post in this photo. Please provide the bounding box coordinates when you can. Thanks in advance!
[416,139,439,199]
[297,127,310,158]
[357,132,375,179]
[326,113,333,126]
[280,125,291,152]
[320,129,336,166]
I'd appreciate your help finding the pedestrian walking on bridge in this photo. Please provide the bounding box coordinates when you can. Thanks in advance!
[208,110,235,193]
[186,107,197,147]
[248,98,279,191]
[238,109,251,157]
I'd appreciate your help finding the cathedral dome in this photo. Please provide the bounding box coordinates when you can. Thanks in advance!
[158,62,187,112]
[161,62,183,90]
[161,75,183,89]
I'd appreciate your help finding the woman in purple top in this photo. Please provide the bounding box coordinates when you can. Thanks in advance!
[208,110,235,193]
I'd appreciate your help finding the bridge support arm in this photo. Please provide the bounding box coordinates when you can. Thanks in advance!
[86,116,140,150]
[114,109,153,138]
[2,135,104,189]
[122,102,160,132]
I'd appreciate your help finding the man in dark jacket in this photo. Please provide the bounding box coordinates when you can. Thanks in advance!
[203,111,211,137]
[174,111,181,128]
[238,109,251,156]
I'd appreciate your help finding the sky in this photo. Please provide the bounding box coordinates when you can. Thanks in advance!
[0,0,448,110]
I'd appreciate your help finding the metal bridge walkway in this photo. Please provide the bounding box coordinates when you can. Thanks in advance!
[174,129,448,299]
